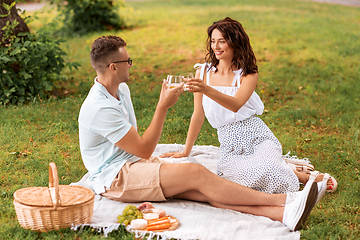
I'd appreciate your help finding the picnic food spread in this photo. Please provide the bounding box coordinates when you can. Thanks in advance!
[118,202,179,232]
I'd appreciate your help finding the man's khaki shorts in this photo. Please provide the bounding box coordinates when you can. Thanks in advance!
[101,156,166,202]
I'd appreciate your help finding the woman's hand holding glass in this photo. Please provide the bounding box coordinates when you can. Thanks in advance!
[179,73,193,91]
[184,78,208,93]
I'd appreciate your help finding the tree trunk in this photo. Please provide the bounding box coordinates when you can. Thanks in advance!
[0,0,30,42]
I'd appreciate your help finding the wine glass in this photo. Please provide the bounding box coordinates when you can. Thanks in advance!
[167,75,183,89]
[179,73,194,91]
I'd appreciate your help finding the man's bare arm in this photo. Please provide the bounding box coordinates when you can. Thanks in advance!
[115,81,184,158]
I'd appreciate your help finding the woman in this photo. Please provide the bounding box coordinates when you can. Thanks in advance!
[161,17,337,195]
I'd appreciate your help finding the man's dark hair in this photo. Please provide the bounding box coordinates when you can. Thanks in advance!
[90,35,127,72]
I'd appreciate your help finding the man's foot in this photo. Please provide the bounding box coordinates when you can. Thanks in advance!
[282,180,318,231]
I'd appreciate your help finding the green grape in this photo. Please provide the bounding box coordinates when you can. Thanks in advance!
[117,216,123,224]
[117,204,143,226]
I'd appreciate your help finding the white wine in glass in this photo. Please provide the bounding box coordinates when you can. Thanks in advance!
[167,75,183,89]
[180,73,194,91]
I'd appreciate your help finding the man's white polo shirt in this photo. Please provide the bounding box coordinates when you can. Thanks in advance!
[78,78,140,194]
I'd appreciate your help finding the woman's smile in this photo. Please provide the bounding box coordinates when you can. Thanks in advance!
[211,28,233,60]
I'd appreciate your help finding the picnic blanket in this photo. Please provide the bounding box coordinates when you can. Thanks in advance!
[71,144,300,240]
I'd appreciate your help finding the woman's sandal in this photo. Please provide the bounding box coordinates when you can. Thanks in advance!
[287,163,313,174]
[309,171,338,204]
[283,152,314,173]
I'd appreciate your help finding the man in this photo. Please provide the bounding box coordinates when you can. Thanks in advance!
[78,35,320,231]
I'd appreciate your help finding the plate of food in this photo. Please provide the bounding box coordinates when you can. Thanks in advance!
[131,215,179,232]
[118,202,179,232]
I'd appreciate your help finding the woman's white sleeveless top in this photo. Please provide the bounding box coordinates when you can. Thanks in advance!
[195,63,264,129]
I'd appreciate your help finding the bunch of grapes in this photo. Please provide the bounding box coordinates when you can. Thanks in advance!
[117,205,143,225]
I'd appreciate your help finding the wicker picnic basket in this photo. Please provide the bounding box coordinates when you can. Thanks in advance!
[13,162,95,231]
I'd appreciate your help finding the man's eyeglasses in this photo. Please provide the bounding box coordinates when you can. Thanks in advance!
[107,58,132,67]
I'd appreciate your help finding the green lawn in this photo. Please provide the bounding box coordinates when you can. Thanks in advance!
[0,0,359,239]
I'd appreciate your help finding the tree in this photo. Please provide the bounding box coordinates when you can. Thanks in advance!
[0,0,80,105]
[50,0,125,35]
[0,0,29,45]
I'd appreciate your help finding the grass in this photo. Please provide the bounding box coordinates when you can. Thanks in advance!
[1,0,360,239]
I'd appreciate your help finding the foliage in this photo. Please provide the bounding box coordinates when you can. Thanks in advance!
[50,0,126,36]
[0,1,16,18]
[0,15,80,105]
[0,0,26,18]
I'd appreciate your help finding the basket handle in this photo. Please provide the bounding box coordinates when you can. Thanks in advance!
[49,162,60,209]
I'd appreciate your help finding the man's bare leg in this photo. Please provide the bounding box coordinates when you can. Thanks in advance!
[174,190,284,222]
[212,202,284,222]
[160,163,319,230]
[174,190,208,202]
[159,163,286,207]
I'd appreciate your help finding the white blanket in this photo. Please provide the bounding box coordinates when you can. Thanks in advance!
[71,144,300,240]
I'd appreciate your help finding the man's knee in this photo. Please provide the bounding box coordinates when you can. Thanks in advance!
[186,163,209,174]
[170,162,207,174]
[184,163,209,179]
[160,163,210,185]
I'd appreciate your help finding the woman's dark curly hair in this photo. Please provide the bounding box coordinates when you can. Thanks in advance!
[205,17,258,76]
